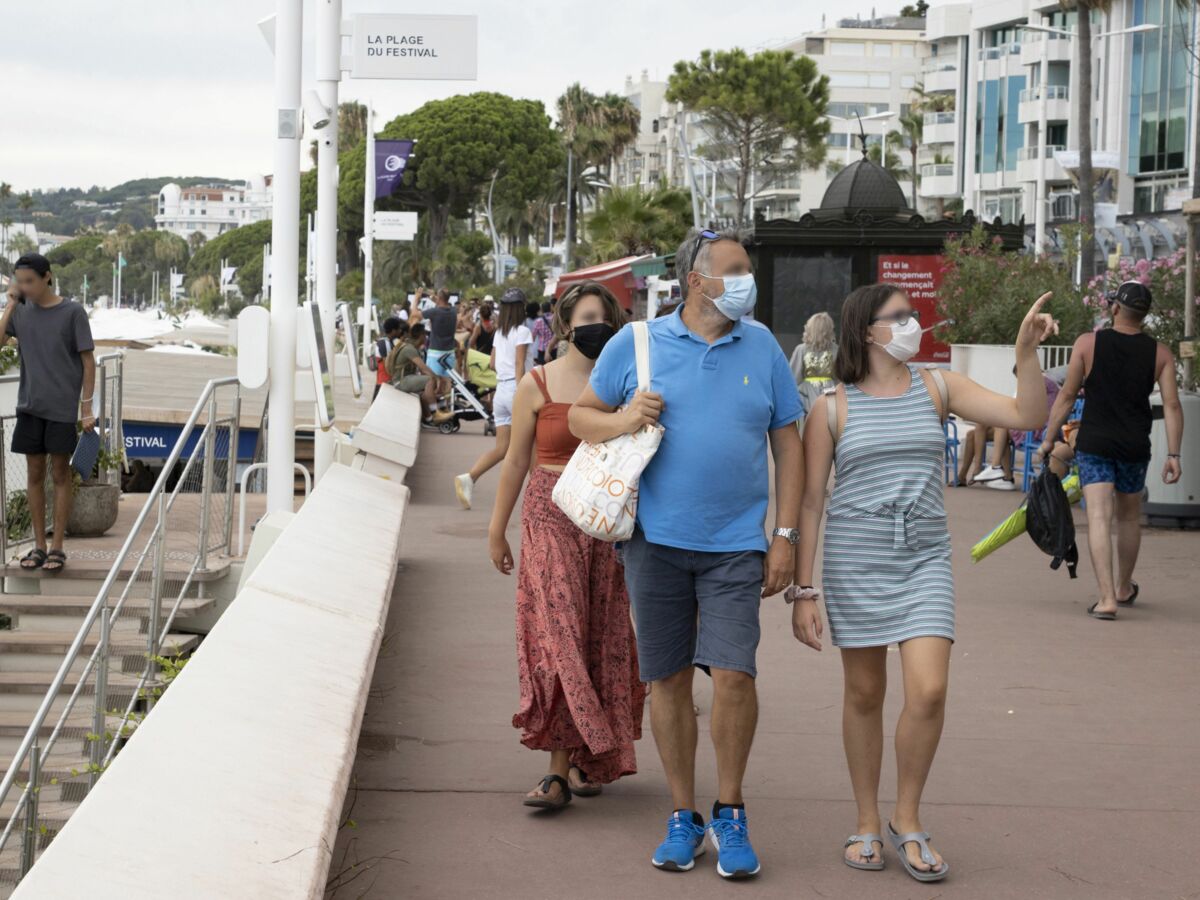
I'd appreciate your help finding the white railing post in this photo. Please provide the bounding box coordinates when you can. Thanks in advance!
[88,606,110,792]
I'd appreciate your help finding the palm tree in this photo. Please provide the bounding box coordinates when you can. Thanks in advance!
[1063,0,1109,283]
[892,111,924,208]
[587,185,692,262]
[17,192,33,224]
[0,182,11,259]
[187,231,207,253]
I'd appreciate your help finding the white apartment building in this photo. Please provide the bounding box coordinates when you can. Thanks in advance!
[611,3,1194,252]
[929,0,1194,239]
[778,16,927,219]
[155,175,273,240]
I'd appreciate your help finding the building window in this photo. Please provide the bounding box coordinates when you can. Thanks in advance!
[869,73,890,89]
[828,101,889,117]
[805,38,824,55]
[831,42,866,56]
[898,43,914,58]
[1128,0,1191,175]
[829,72,869,88]
[873,43,892,57]
[900,74,916,89]
[1047,123,1068,145]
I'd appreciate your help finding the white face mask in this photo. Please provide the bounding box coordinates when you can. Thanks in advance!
[699,271,758,321]
[879,317,923,362]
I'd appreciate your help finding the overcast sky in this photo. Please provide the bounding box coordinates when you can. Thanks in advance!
[1,0,955,192]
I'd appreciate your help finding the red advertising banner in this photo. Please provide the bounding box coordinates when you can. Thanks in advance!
[876,254,950,365]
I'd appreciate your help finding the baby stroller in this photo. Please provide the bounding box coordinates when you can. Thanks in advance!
[429,348,496,436]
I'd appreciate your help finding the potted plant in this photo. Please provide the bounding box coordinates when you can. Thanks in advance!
[65,445,124,537]
[936,225,1094,395]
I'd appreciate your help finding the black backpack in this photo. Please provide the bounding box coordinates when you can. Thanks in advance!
[1025,468,1078,578]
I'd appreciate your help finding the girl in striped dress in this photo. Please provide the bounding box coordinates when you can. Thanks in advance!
[789,283,1059,883]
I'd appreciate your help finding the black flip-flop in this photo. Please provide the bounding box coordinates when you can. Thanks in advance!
[19,548,47,570]
[42,550,66,573]
[1117,582,1139,607]
[523,774,572,810]
[1087,602,1117,621]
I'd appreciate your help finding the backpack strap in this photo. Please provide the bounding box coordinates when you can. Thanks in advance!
[824,385,845,444]
[922,365,949,424]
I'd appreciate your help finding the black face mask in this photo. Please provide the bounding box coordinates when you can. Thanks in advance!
[571,323,617,359]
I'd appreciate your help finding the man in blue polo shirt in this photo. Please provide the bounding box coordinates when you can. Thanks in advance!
[570,229,803,879]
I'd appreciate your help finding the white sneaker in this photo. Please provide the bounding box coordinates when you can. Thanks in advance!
[985,478,1017,491]
[974,464,1005,483]
[454,473,474,509]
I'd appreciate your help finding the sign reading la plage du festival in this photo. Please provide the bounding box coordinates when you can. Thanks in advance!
[350,14,478,81]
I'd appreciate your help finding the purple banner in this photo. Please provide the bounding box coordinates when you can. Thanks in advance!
[375,139,414,199]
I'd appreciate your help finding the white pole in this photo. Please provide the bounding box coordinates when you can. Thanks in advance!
[361,100,375,370]
[564,147,573,272]
[266,0,303,516]
[1035,33,1048,255]
[314,0,341,480]
[111,264,116,306]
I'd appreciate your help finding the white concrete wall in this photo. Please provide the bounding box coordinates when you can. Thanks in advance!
[13,460,411,899]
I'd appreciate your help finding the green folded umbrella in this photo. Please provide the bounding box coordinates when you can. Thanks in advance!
[970,472,1081,564]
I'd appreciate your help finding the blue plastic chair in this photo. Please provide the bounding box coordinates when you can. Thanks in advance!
[943,418,960,486]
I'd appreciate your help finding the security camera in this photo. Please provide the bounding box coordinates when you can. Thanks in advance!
[303,91,331,131]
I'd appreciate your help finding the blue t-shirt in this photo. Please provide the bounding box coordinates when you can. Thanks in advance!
[590,306,801,553]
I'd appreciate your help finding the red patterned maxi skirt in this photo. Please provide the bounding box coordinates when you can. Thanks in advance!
[512,467,645,784]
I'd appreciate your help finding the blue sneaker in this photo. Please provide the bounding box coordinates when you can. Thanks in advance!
[651,810,707,871]
[707,807,761,878]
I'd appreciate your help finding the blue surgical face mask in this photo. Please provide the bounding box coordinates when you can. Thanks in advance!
[698,271,757,320]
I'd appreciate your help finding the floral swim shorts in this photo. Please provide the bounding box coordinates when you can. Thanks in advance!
[1076,451,1149,495]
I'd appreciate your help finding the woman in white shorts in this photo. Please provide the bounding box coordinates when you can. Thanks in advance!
[455,288,532,509]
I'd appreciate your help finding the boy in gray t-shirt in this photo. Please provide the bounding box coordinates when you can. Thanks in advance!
[1,253,96,572]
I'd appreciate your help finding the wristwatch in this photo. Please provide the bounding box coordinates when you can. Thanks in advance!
[772,527,800,545]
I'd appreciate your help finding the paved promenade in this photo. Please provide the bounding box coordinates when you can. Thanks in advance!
[334,423,1199,900]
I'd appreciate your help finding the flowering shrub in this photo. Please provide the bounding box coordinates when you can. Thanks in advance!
[934,226,1094,346]
[1082,250,1196,383]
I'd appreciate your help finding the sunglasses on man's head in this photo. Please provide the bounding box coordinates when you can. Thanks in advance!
[686,229,723,277]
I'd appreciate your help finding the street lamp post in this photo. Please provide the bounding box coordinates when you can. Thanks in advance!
[312,0,340,483]
[264,0,303,515]
[484,165,504,283]
[1019,22,1157,256]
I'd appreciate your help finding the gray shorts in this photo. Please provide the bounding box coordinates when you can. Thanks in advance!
[622,529,764,682]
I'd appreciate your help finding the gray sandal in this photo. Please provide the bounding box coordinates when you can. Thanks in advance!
[887,822,948,882]
[843,833,884,871]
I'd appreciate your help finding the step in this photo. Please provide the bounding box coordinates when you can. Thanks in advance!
[0,595,214,618]
[0,631,198,666]
[0,672,143,715]
[0,555,231,584]
[0,596,214,634]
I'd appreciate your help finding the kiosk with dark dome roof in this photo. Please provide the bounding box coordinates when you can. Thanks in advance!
[747,143,1024,356]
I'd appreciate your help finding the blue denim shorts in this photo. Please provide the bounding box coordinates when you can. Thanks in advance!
[621,529,764,682]
[1077,451,1149,495]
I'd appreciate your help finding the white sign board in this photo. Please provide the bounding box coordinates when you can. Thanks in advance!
[350,14,477,81]
[374,211,419,242]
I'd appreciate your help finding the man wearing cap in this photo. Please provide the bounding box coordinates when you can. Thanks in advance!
[1,254,96,573]
[1041,281,1184,620]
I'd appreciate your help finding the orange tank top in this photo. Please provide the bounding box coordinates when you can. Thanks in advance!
[531,367,580,466]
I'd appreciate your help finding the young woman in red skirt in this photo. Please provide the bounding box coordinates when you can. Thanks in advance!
[488,281,645,810]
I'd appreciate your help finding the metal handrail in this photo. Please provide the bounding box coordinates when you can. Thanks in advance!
[1020,85,1069,103]
[0,375,240,875]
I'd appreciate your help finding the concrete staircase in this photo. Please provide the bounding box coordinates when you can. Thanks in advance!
[0,555,228,895]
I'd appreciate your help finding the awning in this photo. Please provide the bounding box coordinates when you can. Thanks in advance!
[554,255,652,311]
[629,254,674,278]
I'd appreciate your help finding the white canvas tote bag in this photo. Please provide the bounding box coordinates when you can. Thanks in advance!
[552,321,663,541]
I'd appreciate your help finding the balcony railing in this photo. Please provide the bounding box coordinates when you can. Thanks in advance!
[978,42,1021,61]
[920,163,955,178]
[921,57,958,73]
[1019,85,1069,103]
[923,111,956,126]
[1017,144,1066,161]
[1021,29,1073,43]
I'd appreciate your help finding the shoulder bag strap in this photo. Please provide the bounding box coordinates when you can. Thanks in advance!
[633,321,652,393]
